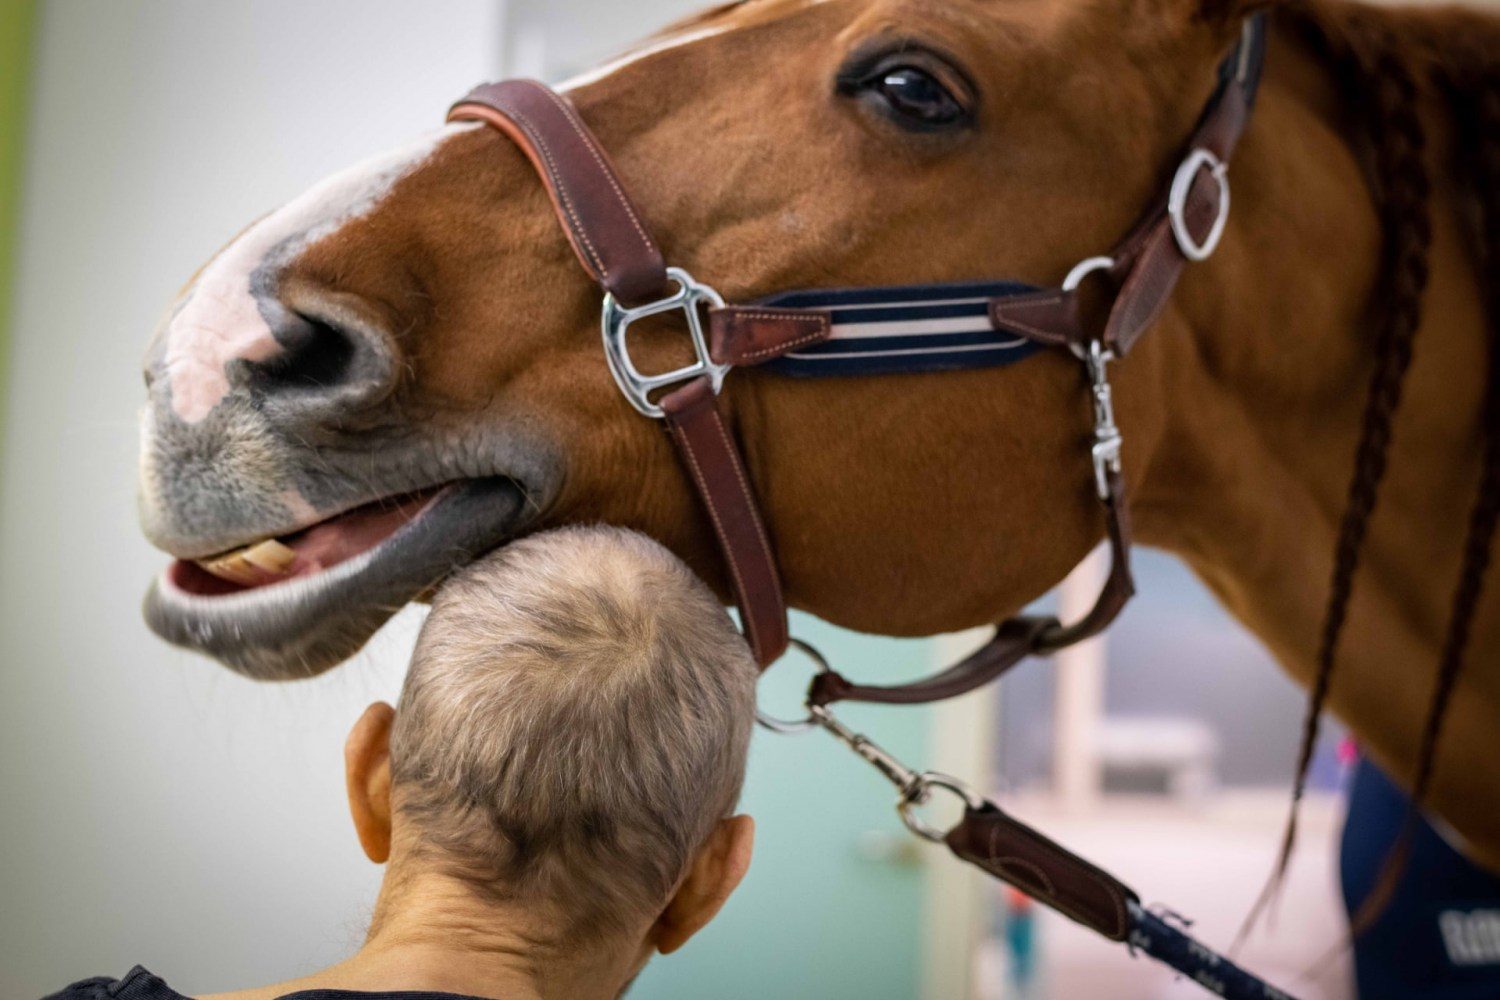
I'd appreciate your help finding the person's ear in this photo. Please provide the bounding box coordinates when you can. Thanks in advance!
[344,702,396,864]
[653,815,755,955]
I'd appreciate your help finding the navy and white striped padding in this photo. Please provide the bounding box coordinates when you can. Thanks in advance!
[757,279,1043,378]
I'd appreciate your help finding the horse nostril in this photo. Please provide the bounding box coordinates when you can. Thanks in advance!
[254,314,359,394]
[237,304,401,421]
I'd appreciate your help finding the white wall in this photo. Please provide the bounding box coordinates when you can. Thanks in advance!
[505,0,704,78]
[0,3,502,993]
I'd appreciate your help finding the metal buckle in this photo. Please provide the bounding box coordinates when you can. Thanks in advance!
[898,773,987,843]
[601,267,729,419]
[753,647,990,845]
[1168,148,1230,263]
[1062,255,1116,294]
[1083,340,1122,501]
[808,702,986,843]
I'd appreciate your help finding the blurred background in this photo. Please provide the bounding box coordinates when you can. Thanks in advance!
[0,1,1438,997]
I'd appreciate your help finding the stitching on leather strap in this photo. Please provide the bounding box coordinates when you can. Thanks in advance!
[1011,822,1127,938]
[492,104,611,284]
[990,858,1057,898]
[727,312,831,362]
[990,293,1073,343]
[984,821,1125,937]
[704,406,783,633]
[537,86,659,265]
[985,823,1056,896]
[670,418,756,646]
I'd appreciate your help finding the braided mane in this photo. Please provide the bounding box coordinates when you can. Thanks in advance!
[1246,0,1500,936]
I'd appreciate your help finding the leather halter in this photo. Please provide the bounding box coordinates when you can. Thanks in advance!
[445,19,1275,961]
[448,16,1266,697]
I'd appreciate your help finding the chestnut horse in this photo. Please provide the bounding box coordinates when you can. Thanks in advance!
[138,0,1500,873]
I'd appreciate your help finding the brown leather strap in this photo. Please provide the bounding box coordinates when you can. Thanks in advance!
[1034,470,1135,652]
[660,377,790,667]
[986,290,1083,351]
[946,804,1140,942]
[808,616,1055,707]
[708,306,832,367]
[449,81,671,307]
[991,54,1254,357]
[452,81,789,666]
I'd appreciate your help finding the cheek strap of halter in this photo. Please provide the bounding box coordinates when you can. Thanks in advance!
[449,79,793,666]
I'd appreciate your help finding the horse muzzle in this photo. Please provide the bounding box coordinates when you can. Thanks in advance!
[142,476,528,680]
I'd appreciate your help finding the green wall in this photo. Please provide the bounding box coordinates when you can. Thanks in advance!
[0,0,36,394]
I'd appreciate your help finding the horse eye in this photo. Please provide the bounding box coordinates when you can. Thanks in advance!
[876,67,960,122]
[872,67,964,126]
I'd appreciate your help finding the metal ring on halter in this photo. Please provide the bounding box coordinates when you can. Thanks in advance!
[1061,256,1118,360]
[753,638,831,734]
[1062,255,1116,293]
[897,772,988,843]
[1167,148,1230,263]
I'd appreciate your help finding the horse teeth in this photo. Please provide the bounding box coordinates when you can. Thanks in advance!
[199,539,296,585]
[242,539,296,574]
[200,552,261,586]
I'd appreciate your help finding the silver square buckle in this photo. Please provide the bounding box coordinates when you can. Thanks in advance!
[601,267,729,419]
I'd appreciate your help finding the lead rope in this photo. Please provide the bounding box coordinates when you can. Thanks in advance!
[757,645,1298,1000]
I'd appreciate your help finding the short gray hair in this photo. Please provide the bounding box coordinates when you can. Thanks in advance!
[390,526,758,939]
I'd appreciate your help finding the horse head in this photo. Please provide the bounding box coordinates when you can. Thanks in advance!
[139,0,1271,678]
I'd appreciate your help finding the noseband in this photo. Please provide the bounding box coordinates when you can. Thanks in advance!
[448,17,1290,999]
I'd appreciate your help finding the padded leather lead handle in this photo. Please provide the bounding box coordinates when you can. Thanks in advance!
[946,804,1140,942]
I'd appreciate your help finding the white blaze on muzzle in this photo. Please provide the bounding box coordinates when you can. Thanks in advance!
[160,125,473,424]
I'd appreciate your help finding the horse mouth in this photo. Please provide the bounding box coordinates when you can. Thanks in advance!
[143,476,528,680]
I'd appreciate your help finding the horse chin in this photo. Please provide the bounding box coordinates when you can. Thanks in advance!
[142,476,529,681]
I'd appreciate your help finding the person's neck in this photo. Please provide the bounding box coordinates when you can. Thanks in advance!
[203,870,645,1000]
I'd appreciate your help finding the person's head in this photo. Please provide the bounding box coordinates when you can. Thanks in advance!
[343,526,758,985]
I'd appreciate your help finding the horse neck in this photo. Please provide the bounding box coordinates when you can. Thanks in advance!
[1132,11,1494,718]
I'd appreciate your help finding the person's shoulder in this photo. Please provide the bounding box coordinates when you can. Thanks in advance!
[41,966,190,1000]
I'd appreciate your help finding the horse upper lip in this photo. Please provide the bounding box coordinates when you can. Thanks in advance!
[183,485,457,591]
[147,481,473,562]
[184,484,455,565]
